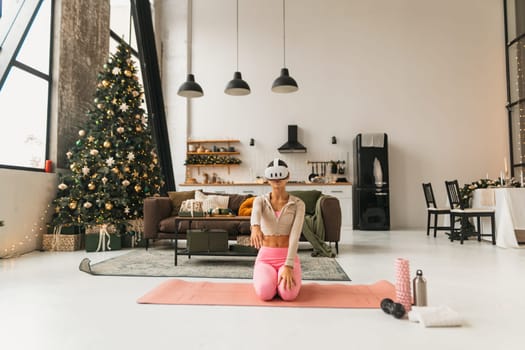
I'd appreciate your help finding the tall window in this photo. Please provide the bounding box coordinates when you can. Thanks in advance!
[506,0,525,175]
[0,0,53,170]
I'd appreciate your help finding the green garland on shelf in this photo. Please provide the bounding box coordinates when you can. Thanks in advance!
[185,154,242,165]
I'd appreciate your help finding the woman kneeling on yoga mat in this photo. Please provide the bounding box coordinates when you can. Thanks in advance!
[250,158,305,301]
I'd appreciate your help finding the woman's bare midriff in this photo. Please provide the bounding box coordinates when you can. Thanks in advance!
[262,235,289,248]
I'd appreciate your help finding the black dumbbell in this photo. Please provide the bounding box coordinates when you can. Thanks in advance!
[380,298,406,319]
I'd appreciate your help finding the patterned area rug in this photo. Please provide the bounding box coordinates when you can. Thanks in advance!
[79,247,350,281]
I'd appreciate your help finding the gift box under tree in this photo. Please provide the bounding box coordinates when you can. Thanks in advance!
[121,219,147,248]
[42,225,84,252]
[85,224,122,252]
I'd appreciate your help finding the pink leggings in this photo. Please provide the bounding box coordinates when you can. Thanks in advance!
[253,247,302,301]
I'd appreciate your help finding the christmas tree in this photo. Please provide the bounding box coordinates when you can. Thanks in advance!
[51,43,164,228]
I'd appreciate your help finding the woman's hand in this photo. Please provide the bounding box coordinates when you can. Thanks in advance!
[279,266,296,290]
[250,225,264,249]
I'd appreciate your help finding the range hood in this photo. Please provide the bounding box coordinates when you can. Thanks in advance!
[278,125,307,153]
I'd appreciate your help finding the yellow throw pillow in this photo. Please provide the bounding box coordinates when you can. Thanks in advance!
[238,196,255,216]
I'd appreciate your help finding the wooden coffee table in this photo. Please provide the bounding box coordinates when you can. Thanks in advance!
[173,215,256,265]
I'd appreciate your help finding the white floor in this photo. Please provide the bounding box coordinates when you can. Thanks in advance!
[1,229,524,350]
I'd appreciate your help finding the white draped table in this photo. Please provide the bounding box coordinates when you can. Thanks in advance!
[472,188,525,248]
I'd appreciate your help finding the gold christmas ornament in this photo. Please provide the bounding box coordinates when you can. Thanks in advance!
[142,173,148,179]
[136,125,143,132]
[135,114,141,120]
[69,201,77,210]
[102,80,110,87]
[124,70,132,77]
[117,127,125,134]
[97,104,103,109]
[112,167,119,174]
[124,166,130,173]
[134,184,142,192]
[122,179,130,187]
[103,141,111,148]
[83,202,93,209]
[70,164,76,171]
[78,130,86,137]
[88,182,96,190]
[105,202,113,210]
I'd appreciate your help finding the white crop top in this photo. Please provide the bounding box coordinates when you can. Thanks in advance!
[250,193,305,266]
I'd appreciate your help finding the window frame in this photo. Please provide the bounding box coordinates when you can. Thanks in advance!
[0,0,54,172]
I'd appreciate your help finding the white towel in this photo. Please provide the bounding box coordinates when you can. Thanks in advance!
[408,306,464,327]
[373,157,383,186]
[361,133,385,148]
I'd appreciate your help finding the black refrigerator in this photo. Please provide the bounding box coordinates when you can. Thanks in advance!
[352,133,390,230]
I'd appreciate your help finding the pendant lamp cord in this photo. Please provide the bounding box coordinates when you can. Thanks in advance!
[187,0,193,73]
[282,0,286,68]
[236,0,239,71]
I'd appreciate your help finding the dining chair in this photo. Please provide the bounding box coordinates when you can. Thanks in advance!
[422,183,451,237]
[444,180,496,244]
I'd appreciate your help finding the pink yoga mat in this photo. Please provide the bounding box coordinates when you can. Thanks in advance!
[137,279,396,308]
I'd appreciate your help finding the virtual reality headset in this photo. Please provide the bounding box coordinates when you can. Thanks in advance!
[264,158,289,180]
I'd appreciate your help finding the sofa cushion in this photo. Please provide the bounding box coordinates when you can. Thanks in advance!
[288,190,322,215]
[238,196,255,216]
[195,191,229,212]
[228,194,251,214]
[202,192,251,215]
[167,190,196,216]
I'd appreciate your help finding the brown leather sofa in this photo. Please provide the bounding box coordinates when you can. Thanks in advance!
[143,190,342,253]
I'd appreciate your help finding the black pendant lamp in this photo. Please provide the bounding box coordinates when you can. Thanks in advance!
[178,73,203,98]
[272,0,298,93]
[225,0,250,96]
[178,0,203,98]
